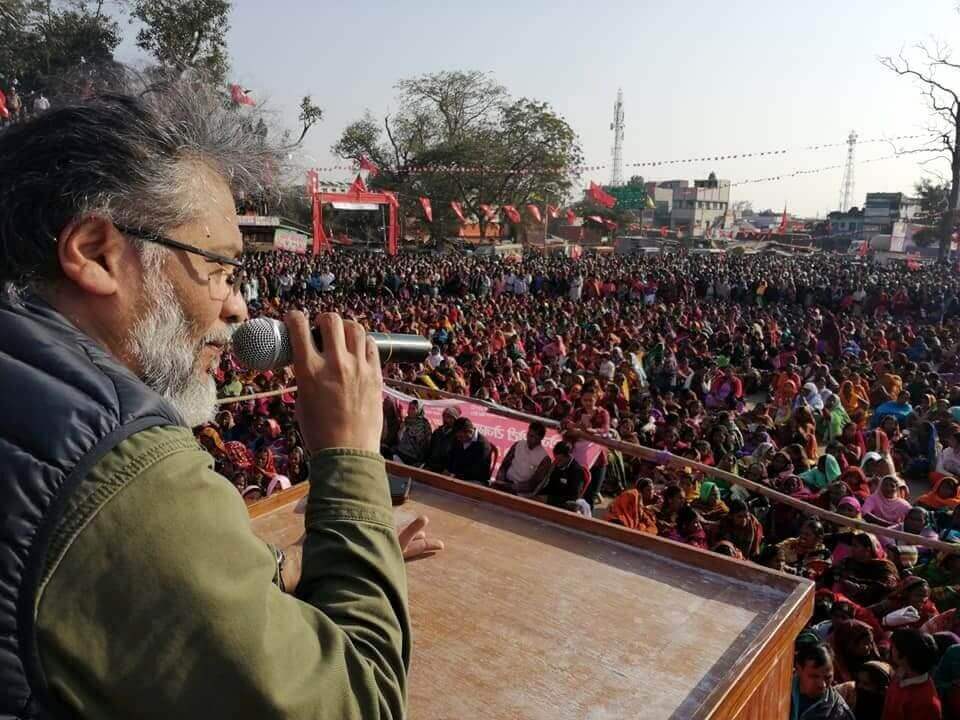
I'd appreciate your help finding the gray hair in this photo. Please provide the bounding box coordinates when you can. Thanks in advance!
[0,67,284,288]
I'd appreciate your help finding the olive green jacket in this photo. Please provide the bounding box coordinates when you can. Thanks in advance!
[34,425,410,719]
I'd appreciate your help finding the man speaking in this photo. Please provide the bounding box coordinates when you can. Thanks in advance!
[0,75,409,718]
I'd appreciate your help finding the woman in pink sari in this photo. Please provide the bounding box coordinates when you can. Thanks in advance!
[861,475,912,527]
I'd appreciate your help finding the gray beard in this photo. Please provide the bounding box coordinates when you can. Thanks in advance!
[128,270,232,428]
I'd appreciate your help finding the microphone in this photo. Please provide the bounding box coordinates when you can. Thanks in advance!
[231,317,432,371]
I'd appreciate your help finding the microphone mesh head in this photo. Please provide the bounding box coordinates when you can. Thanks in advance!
[231,318,292,370]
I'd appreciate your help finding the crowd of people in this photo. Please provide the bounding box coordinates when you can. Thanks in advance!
[200,246,960,719]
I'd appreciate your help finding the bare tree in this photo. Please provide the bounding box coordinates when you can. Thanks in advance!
[880,38,960,261]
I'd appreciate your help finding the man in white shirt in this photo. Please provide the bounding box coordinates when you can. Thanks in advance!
[426,347,444,370]
[492,421,552,496]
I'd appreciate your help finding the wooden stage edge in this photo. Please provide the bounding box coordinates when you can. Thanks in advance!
[250,462,813,720]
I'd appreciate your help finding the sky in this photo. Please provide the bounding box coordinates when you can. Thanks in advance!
[113,0,960,217]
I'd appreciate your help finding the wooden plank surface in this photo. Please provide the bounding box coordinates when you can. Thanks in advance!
[251,481,809,719]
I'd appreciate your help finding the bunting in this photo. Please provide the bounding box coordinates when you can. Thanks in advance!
[526,204,543,223]
[450,201,466,223]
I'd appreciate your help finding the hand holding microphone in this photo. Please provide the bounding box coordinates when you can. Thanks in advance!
[278,312,384,454]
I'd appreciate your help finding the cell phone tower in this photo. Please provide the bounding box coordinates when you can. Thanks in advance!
[839,130,858,212]
[610,88,625,187]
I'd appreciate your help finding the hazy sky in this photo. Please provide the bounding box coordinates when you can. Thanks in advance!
[114,0,960,217]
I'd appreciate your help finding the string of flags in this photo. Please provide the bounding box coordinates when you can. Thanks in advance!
[306,133,928,177]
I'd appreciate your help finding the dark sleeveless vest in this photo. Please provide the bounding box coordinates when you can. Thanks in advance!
[0,296,183,718]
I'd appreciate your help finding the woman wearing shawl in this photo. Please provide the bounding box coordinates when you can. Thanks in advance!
[774,379,799,426]
[197,426,226,456]
[823,393,852,445]
[829,619,881,684]
[867,576,939,631]
[839,467,871,503]
[664,505,708,549]
[714,499,764,559]
[606,483,659,534]
[802,454,842,491]
[870,390,914,428]
[828,533,900,607]
[691,480,729,520]
[797,382,825,412]
[862,475,913,526]
[839,379,871,417]
[394,400,435,466]
[917,476,960,511]
[251,447,291,497]
[839,422,866,466]
[905,421,942,481]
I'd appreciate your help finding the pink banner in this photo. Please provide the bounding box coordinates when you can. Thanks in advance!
[384,387,601,478]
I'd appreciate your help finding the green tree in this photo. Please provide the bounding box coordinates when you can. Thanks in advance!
[627,174,645,188]
[128,0,231,83]
[333,71,582,241]
[1,1,120,93]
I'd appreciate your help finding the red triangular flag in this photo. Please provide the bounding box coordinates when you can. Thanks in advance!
[526,204,542,223]
[503,205,522,224]
[349,174,367,194]
[229,83,256,106]
[450,201,466,223]
[777,205,788,234]
[565,209,577,225]
[479,204,497,222]
[547,205,559,219]
[419,197,433,223]
[358,156,379,177]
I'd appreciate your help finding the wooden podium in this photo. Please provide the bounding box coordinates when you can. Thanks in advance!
[250,464,813,720]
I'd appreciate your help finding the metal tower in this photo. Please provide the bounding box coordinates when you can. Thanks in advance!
[610,88,625,187]
[839,130,858,212]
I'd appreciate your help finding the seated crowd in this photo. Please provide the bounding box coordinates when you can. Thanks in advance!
[198,248,960,719]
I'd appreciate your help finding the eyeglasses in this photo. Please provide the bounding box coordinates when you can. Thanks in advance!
[117,225,246,301]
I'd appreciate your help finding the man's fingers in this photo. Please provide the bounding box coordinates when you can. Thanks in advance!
[286,310,317,372]
[398,515,429,547]
[343,319,367,357]
[315,313,348,362]
[402,537,445,561]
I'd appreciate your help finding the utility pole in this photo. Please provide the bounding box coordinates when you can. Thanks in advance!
[839,130,858,212]
[610,88,625,187]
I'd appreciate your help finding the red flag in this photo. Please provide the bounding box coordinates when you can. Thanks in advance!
[858,241,869,257]
[777,205,788,234]
[503,205,522,223]
[0,89,8,120]
[419,197,433,223]
[586,215,604,224]
[659,226,669,238]
[358,156,379,177]
[229,84,256,106]
[348,174,367,194]
[587,181,617,209]
[565,209,577,225]
[479,204,497,222]
[526,204,543,223]
[570,244,583,260]
[450,201,466,223]
[547,205,559,219]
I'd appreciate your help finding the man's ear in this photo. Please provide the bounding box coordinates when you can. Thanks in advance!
[56,216,129,296]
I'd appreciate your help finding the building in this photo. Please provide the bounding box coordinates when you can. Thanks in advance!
[826,207,865,239]
[670,177,730,236]
[862,192,920,236]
